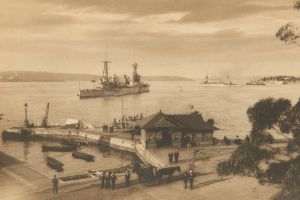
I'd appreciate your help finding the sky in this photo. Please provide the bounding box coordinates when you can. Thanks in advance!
[1,0,300,79]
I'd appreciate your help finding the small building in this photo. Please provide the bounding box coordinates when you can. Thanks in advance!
[138,111,217,149]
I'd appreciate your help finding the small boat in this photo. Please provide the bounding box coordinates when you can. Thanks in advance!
[42,144,74,152]
[46,156,64,171]
[72,151,95,161]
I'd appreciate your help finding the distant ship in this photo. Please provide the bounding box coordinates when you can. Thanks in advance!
[197,75,234,86]
[79,59,150,98]
[246,80,266,86]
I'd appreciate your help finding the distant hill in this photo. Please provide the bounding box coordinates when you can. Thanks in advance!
[143,76,192,82]
[260,75,300,82]
[0,71,193,82]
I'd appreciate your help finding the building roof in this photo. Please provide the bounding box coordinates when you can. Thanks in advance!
[138,111,216,132]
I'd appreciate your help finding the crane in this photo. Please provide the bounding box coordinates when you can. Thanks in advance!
[41,103,49,128]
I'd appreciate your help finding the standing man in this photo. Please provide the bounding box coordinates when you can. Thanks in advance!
[111,173,117,190]
[99,172,105,188]
[105,172,111,188]
[189,170,194,190]
[125,170,131,186]
[183,171,189,189]
[174,151,179,163]
[52,175,59,195]
[168,152,174,163]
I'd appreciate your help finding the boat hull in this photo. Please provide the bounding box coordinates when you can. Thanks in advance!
[72,151,95,161]
[47,156,64,171]
[79,85,149,98]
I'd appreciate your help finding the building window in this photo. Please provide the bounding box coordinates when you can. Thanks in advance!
[148,135,153,143]
[174,134,179,143]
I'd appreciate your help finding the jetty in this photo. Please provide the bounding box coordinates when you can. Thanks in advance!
[0,109,240,191]
[0,124,246,195]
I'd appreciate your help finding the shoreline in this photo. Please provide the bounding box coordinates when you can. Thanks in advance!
[0,127,284,200]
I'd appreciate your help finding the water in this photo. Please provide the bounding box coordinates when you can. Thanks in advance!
[0,139,132,177]
[0,81,299,175]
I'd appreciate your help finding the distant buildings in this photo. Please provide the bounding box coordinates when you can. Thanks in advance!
[138,111,217,149]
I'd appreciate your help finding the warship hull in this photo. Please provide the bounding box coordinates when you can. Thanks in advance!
[79,85,149,98]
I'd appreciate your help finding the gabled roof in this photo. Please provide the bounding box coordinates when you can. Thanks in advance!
[138,111,216,132]
[137,112,186,130]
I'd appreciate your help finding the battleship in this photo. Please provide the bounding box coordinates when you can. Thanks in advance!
[79,59,150,98]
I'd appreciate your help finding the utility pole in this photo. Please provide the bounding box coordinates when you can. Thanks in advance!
[121,94,124,131]
[120,151,124,167]
[146,105,148,117]
[24,103,28,128]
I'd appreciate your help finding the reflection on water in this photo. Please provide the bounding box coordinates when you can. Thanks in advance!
[98,144,111,157]
[23,141,31,162]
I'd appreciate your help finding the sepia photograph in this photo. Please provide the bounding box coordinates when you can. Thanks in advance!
[1,0,300,200]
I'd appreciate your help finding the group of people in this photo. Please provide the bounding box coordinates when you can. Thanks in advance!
[127,113,143,121]
[99,171,118,190]
[51,168,195,194]
[99,170,131,190]
[168,151,180,163]
[51,170,132,195]
[183,170,194,190]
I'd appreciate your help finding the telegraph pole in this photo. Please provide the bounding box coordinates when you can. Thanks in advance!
[121,94,124,131]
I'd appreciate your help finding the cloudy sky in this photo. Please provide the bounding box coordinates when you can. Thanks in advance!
[1,0,300,78]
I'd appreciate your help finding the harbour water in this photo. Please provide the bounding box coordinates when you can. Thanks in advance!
[0,81,300,175]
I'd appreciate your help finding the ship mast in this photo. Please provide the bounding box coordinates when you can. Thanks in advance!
[102,60,110,81]
[102,46,110,82]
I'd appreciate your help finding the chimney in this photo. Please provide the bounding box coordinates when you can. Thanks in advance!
[207,119,214,126]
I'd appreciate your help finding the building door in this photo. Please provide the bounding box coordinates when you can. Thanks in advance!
[160,129,172,147]
[182,133,191,147]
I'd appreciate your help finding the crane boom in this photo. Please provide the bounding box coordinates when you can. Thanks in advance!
[41,103,49,128]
